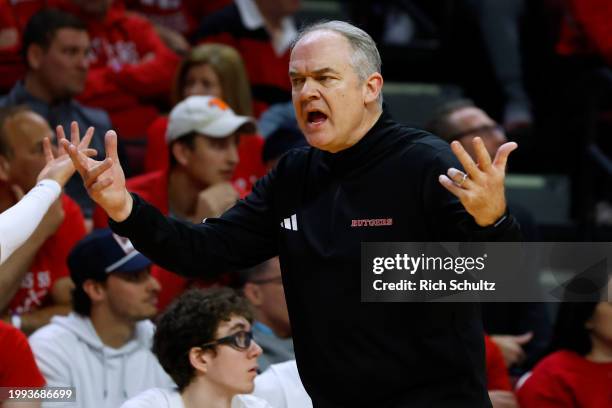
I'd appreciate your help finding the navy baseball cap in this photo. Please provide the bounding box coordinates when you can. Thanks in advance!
[68,229,152,286]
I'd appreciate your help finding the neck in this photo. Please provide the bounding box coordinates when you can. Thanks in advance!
[24,73,56,105]
[168,168,204,219]
[90,306,136,349]
[181,377,234,408]
[586,337,612,363]
[329,107,382,153]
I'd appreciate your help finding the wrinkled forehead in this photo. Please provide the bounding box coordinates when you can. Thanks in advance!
[289,30,353,74]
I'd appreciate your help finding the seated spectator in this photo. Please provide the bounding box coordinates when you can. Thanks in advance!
[0,119,95,266]
[0,8,108,219]
[95,95,256,311]
[0,321,45,408]
[29,228,174,408]
[193,0,300,116]
[427,99,551,374]
[238,257,293,372]
[517,277,612,407]
[120,288,271,408]
[144,43,266,194]
[120,0,231,54]
[0,107,85,334]
[53,0,180,140]
[253,360,312,408]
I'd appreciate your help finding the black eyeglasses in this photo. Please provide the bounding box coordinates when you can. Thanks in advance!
[448,124,505,141]
[201,330,254,351]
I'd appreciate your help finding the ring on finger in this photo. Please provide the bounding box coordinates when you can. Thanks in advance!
[457,172,468,187]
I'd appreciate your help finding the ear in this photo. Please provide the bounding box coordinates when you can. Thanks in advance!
[0,155,10,182]
[243,282,263,306]
[188,347,211,375]
[363,72,384,106]
[27,44,45,70]
[171,142,190,167]
[82,280,106,303]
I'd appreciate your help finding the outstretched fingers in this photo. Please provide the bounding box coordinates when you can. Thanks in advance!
[63,140,91,177]
[83,158,113,189]
[79,126,95,150]
[492,142,518,172]
[42,137,54,163]
[450,141,481,180]
[439,174,467,199]
[105,130,120,161]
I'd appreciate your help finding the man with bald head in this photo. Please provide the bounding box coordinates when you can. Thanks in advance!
[67,21,521,407]
[0,106,86,334]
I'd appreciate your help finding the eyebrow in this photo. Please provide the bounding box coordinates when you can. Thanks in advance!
[227,322,247,332]
[289,67,340,78]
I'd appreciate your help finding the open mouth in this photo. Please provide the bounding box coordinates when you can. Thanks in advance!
[307,110,328,125]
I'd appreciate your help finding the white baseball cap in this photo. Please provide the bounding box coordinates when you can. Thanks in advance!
[166,95,256,144]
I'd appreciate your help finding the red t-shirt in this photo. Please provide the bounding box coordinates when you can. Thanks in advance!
[557,0,612,66]
[0,0,48,92]
[0,321,45,390]
[485,335,512,391]
[143,115,266,196]
[121,0,231,37]
[93,170,233,311]
[517,350,612,407]
[8,195,86,315]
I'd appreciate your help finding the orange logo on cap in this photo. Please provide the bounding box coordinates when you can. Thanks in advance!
[209,98,229,111]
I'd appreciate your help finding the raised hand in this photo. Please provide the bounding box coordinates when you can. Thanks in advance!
[438,137,518,227]
[37,121,97,187]
[61,127,133,222]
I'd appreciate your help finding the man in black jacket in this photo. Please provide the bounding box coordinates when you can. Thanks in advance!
[65,21,520,408]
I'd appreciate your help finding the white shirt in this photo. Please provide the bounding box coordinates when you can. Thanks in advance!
[234,0,296,56]
[253,360,313,408]
[121,388,274,408]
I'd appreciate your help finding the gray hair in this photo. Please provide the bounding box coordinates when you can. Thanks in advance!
[292,20,383,107]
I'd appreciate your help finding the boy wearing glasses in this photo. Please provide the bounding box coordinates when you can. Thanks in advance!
[121,288,272,408]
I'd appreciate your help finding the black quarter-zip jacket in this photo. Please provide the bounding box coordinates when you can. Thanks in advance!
[111,112,521,407]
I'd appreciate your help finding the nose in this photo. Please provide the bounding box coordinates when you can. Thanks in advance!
[249,340,263,358]
[227,140,240,167]
[299,77,320,101]
[148,275,161,293]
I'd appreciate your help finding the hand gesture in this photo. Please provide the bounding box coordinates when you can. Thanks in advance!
[61,127,133,222]
[37,122,97,187]
[491,332,533,367]
[439,137,517,227]
[193,182,239,223]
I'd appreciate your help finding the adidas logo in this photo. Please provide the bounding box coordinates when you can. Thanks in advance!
[280,214,298,231]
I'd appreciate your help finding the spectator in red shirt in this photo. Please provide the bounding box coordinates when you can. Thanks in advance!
[0,8,110,220]
[144,43,266,194]
[0,107,86,334]
[517,277,612,407]
[557,0,612,66]
[485,335,519,408]
[96,96,256,311]
[0,321,45,408]
[193,0,300,117]
[119,0,231,54]
[51,0,180,141]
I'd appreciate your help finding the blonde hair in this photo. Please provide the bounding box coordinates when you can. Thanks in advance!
[172,44,253,116]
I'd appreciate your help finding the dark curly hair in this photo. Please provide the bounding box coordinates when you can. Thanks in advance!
[152,288,254,391]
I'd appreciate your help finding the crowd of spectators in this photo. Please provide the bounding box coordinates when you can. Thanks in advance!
[0,1,611,407]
